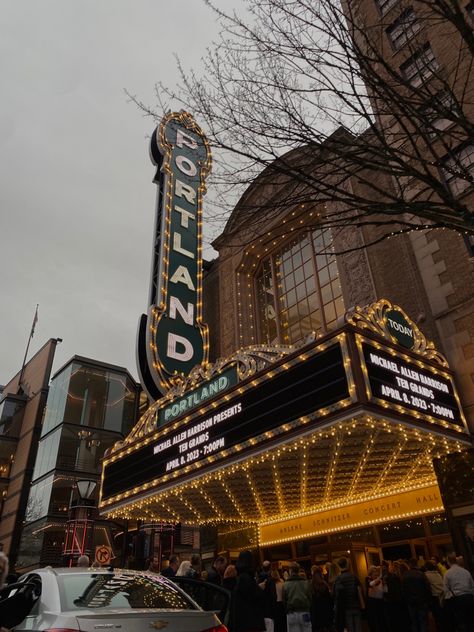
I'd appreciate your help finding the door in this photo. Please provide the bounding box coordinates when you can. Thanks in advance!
[365,546,381,567]
[412,539,429,564]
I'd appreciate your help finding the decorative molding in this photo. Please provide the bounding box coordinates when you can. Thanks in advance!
[336,225,376,308]
[345,298,448,366]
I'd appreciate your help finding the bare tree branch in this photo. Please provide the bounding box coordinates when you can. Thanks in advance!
[132,0,474,253]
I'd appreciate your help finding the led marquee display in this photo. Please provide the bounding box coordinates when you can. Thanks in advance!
[360,339,464,426]
[101,342,350,503]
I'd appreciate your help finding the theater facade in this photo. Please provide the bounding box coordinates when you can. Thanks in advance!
[100,113,474,574]
[100,302,470,571]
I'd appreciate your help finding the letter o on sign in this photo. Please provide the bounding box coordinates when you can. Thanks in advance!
[175,155,197,176]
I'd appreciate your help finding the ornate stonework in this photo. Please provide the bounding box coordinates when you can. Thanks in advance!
[336,225,376,308]
[346,298,448,366]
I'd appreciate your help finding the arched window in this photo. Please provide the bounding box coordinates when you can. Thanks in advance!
[255,229,344,344]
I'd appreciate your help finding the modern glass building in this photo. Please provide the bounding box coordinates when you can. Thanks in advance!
[17,356,141,570]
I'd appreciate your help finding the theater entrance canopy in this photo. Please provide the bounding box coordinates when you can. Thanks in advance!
[99,300,471,545]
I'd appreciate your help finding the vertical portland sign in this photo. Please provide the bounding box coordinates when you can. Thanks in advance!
[137,111,211,398]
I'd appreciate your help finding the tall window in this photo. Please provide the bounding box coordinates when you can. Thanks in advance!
[420,91,455,138]
[255,230,344,345]
[442,144,474,196]
[375,0,399,16]
[400,44,439,87]
[386,8,421,51]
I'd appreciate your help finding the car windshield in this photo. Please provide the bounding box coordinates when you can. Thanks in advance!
[58,572,196,610]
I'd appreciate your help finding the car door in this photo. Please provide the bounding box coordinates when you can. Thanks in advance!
[171,577,231,626]
[0,574,42,630]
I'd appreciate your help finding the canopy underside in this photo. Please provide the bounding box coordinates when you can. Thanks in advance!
[103,414,467,526]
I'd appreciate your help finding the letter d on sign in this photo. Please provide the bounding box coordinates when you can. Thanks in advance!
[167,333,194,362]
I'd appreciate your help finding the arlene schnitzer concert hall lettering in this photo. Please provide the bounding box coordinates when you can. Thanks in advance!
[137,112,211,398]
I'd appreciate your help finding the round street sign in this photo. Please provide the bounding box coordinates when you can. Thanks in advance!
[95,545,112,565]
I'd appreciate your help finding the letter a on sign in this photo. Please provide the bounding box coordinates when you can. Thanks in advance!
[137,111,211,398]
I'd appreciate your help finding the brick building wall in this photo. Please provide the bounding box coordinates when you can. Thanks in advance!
[0,339,59,561]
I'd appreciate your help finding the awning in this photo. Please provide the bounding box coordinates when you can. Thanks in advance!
[100,412,467,530]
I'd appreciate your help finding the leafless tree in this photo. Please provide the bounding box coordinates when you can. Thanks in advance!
[130,0,474,250]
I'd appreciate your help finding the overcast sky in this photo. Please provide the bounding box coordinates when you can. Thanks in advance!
[0,0,242,385]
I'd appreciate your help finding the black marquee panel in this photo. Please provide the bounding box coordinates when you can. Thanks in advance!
[102,343,349,501]
[361,341,463,426]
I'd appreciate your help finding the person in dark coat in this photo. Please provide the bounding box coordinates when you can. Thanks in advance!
[258,560,277,632]
[230,550,265,632]
[365,565,386,632]
[207,556,228,586]
[309,567,333,632]
[160,555,179,578]
[333,557,364,632]
[223,564,238,591]
[147,555,160,573]
[385,561,410,632]
[402,558,431,632]
[271,569,287,632]
[186,553,202,579]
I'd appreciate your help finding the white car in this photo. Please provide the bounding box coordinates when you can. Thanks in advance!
[2,567,227,632]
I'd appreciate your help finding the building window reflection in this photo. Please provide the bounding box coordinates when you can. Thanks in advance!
[255,229,344,344]
[0,394,26,437]
[18,357,140,569]
[43,362,137,435]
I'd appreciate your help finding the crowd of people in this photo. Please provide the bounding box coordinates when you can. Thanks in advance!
[156,551,474,632]
[1,545,473,632]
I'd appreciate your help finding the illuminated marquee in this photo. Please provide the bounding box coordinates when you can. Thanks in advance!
[101,340,354,505]
[358,336,465,428]
[102,294,469,521]
[137,111,211,397]
[258,484,444,545]
[157,366,239,426]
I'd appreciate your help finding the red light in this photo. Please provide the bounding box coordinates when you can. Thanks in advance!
[200,626,228,632]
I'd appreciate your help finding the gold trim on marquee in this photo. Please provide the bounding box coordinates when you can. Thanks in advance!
[110,335,316,454]
[345,298,448,367]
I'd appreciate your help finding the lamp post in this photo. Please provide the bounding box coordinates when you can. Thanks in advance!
[63,479,97,566]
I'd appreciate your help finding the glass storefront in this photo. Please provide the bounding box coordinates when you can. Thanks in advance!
[16,519,48,569]
[25,474,77,523]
